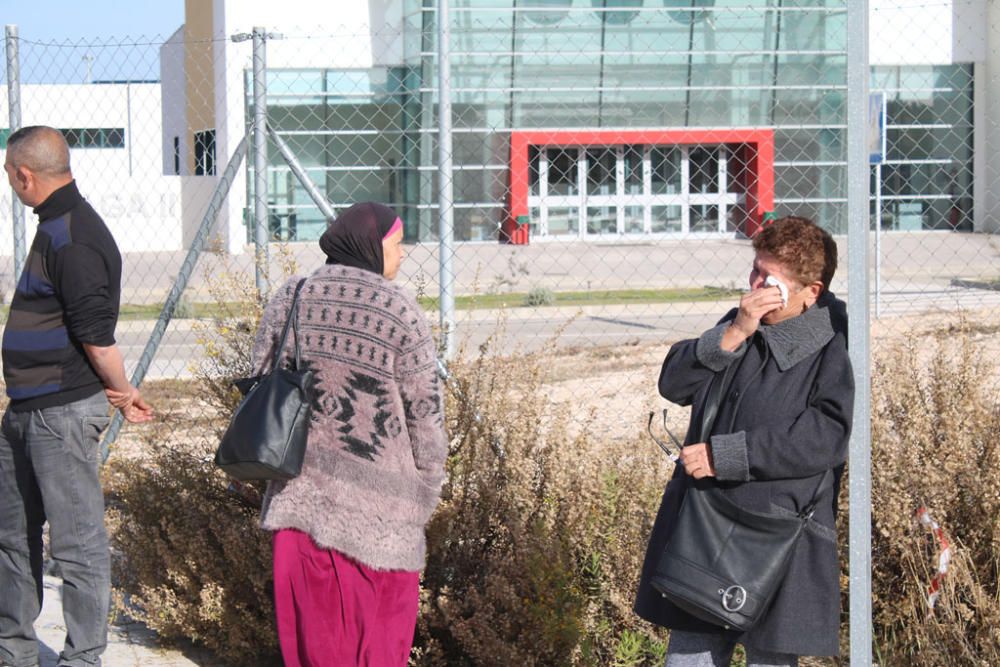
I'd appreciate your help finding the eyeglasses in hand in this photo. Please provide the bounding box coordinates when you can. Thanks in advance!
[647,408,684,462]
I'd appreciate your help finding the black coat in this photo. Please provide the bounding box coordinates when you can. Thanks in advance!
[634,293,854,657]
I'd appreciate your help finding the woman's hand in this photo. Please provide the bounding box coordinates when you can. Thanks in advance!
[680,442,716,479]
[721,287,785,351]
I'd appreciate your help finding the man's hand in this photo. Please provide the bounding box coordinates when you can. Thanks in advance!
[105,386,154,423]
[680,442,716,479]
[83,343,154,423]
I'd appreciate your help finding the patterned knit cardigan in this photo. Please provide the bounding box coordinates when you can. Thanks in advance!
[252,265,447,571]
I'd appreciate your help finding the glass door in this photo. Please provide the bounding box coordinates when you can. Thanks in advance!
[688,146,737,234]
[527,143,740,239]
[585,147,618,236]
[538,147,581,238]
[650,146,684,233]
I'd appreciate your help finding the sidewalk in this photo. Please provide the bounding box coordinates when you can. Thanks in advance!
[35,576,219,667]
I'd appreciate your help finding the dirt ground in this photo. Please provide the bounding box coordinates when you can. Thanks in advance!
[538,306,1000,449]
[121,305,1000,461]
[104,305,1000,667]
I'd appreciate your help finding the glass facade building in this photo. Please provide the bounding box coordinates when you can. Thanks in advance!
[248,1,974,242]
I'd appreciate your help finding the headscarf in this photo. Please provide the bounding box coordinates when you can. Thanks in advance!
[318,202,402,275]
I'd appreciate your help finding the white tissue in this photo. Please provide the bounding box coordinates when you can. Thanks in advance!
[765,275,788,307]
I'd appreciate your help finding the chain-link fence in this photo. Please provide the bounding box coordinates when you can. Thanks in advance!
[2,0,1000,663]
[4,5,995,368]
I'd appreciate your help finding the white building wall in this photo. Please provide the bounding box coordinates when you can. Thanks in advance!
[870,0,986,65]
[0,83,182,255]
[161,26,188,177]
[207,0,402,254]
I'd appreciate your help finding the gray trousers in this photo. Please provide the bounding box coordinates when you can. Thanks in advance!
[665,630,798,667]
[0,392,111,667]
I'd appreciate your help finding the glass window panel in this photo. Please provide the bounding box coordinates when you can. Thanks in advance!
[547,206,579,236]
[652,205,683,233]
[82,129,101,147]
[106,128,125,148]
[652,147,682,195]
[624,145,643,195]
[726,205,746,234]
[775,165,831,200]
[689,147,719,195]
[624,205,644,233]
[455,207,503,241]
[293,213,329,242]
[592,0,643,25]
[882,200,926,231]
[324,170,392,204]
[451,168,508,206]
[587,205,617,235]
[529,206,541,237]
[690,204,719,233]
[548,148,579,196]
[521,0,572,26]
[727,145,750,195]
[586,148,616,197]
[529,146,541,197]
[515,94,602,127]
[887,127,972,161]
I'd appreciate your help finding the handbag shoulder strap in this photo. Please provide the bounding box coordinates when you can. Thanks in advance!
[698,356,739,443]
[698,332,835,518]
[273,278,308,371]
[800,468,833,518]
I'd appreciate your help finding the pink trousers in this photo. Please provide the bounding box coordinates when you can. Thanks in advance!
[273,529,420,667]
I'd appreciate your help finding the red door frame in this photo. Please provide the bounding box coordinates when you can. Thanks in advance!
[505,128,775,242]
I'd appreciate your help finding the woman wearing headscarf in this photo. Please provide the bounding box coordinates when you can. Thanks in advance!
[634,216,854,666]
[250,202,447,667]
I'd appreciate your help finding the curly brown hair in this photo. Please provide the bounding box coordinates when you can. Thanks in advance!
[752,215,837,289]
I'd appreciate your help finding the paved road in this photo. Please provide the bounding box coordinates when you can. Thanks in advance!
[107,281,1000,380]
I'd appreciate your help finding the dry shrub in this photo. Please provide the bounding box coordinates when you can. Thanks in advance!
[869,330,1000,665]
[415,335,670,666]
[104,441,277,665]
[107,249,670,665]
[104,252,294,665]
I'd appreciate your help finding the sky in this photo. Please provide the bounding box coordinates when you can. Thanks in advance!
[2,0,185,83]
[3,0,183,42]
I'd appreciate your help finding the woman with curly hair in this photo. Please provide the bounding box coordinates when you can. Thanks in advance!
[635,216,854,666]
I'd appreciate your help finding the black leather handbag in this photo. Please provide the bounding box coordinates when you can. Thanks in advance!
[650,360,830,632]
[214,279,313,481]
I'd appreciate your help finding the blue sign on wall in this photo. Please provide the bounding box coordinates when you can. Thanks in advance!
[869,92,886,165]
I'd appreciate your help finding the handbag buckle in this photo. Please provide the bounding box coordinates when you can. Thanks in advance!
[721,585,747,612]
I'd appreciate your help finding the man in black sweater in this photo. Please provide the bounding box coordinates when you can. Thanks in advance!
[0,126,153,667]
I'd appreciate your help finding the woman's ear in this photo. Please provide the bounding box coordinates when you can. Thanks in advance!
[802,281,824,309]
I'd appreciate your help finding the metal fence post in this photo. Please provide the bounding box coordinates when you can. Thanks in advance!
[5,25,26,284]
[100,136,250,462]
[846,0,873,663]
[252,26,269,298]
[436,0,456,359]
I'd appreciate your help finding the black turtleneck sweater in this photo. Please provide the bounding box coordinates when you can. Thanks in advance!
[2,180,122,411]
